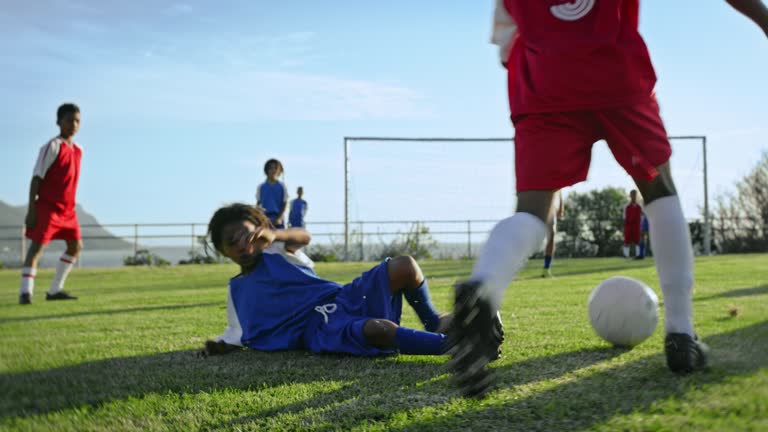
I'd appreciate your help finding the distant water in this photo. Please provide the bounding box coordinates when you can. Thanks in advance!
[0,243,483,268]
[0,246,195,269]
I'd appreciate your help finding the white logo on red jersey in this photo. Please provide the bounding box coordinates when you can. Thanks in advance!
[550,0,595,21]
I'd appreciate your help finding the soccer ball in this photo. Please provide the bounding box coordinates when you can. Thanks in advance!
[587,276,659,347]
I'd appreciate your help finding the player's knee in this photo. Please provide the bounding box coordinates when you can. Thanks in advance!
[67,241,83,256]
[388,255,423,289]
[636,163,677,204]
[363,319,398,348]
[516,190,557,223]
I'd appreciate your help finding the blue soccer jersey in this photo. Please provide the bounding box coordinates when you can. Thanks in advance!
[228,251,340,351]
[256,181,288,221]
[289,198,307,227]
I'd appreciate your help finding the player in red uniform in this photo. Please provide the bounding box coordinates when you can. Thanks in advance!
[449,0,768,397]
[19,104,83,305]
[623,190,643,258]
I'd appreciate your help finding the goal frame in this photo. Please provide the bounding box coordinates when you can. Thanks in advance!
[342,135,710,260]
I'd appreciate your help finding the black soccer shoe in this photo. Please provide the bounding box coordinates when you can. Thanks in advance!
[665,333,709,373]
[46,291,78,301]
[19,293,32,305]
[443,309,505,361]
[448,279,500,398]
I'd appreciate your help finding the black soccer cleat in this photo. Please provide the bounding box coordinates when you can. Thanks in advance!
[19,293,32,305]
[448,279,501,398]
[665,333,709,373]
[46,291,78,301]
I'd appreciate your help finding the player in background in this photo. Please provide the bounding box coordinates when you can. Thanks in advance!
[449,0,768,398]
[637,213,650,259]
[19,103,83,305]
[542,190,564,277]
[288,186,308,228]
[199,204,504,358]
[623,190,643,258]
[256,159,288,229]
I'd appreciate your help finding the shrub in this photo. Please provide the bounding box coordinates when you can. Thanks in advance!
[124,249,170,266]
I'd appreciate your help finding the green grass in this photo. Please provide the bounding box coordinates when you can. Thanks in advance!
[1,255,766,431]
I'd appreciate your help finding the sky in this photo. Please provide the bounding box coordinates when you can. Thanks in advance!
[1,0,766,230]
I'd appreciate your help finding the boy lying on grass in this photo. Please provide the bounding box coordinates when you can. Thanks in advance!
[200,203,502,358]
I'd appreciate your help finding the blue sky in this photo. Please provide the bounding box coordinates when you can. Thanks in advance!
[1,0,766,228]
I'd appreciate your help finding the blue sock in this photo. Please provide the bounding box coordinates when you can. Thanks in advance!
[394,327,447,355]
[544,255,553,269]
[639,242,646,258]
[402,279,441,332]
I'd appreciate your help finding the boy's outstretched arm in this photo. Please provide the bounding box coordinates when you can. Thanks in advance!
[725,0,768,36]
[199,290,243,357]
[274,228,312,253]
[198,340,241,357]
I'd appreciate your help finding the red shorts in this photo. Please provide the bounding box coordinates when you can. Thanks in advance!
[25,203,81,245]
[624,222,642,245]
[513,99,672,191]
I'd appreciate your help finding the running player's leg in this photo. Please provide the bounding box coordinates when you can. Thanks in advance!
[451,111,599,397]
[600,101,707,373]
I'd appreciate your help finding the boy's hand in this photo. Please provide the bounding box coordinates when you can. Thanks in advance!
[197,340,240,358]
[25,210,37,229]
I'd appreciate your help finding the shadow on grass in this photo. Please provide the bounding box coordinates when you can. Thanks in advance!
[386,321,768,431]
[0,302,221,324]
[519,258,656,280]
[0,343,622,424]
[212,346,627,431]
[695,285,768,302]
[2,323,764,430]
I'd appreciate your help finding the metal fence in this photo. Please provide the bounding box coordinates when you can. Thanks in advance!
[0,217,735,268]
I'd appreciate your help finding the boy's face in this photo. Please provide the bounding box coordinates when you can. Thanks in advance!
[297,187,303,197]
[58,112,80,138]
[630,191,637,202]
[267,163,280,180]
[219,219,269,268]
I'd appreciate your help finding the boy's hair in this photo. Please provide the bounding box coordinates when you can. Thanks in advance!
[208,203,271,253]
[263,159,283,175]
[57,103,80,122]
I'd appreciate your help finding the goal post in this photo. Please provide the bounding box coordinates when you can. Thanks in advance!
[342,135,710,261]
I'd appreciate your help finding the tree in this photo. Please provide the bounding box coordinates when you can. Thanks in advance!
[560,187,627,257]
[711,152,768,253]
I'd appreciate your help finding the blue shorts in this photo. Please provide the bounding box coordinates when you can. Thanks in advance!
[641,218,649,233]
[303,259,403,356]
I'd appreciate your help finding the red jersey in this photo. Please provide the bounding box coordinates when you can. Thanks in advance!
[34,138,82,215]
[624,202,643,225]
[494,0,657,116]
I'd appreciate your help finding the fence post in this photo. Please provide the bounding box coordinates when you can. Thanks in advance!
[133,224,139,256]
[467,220,472,259]
[191,223,196,256]
[358,221,364,261]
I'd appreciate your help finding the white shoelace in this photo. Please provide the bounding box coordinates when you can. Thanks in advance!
[314,303,338,324]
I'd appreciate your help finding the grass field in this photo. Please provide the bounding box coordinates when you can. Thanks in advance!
[1,254,766,431]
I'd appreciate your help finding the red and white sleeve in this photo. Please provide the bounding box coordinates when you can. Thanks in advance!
[32,139,61,179]
[490,0,518,64]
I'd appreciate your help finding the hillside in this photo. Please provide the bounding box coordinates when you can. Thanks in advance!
[0,201,131,251]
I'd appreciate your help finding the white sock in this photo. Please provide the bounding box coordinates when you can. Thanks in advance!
[471,212,548,310]
[645,196,695,336]
[49,254,76,295]
[623,245,630,258]
[20,267,36,295]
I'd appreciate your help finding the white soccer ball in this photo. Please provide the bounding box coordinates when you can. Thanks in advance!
[587,276,659,347]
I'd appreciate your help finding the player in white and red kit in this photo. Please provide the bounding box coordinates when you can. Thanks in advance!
[449,0,768,397]
[19,104,83,305]
[623,190,643,258]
